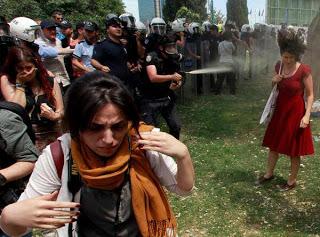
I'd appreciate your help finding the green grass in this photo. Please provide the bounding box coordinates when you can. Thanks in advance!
[169,73,320,237]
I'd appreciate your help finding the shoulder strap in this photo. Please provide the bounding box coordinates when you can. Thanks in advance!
[50,140,64,180]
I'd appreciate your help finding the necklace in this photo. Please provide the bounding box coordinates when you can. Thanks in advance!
[283,64,296,76]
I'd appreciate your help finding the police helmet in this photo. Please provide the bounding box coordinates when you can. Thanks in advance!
[160,32,178,55]
[105,13,122,27]
[202,21,212,32]
[188,22,200,34]
[241,24,252,33]
[171,19,184,33]
[136,20,146,33]
[9,17,40,42]
[119,12,136,30]
[150,17,166,35]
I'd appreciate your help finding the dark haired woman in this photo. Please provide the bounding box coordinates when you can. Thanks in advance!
[0,72,194,237]
[256,30,314,191]
[0,46,64,151]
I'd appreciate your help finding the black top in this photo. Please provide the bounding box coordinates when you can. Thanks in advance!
[78,179,140,237]
[140,51,180,99]
[25,77,55,127]
[92,38,129,84]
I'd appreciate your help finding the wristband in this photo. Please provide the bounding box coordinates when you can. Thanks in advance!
[16,83,26,88]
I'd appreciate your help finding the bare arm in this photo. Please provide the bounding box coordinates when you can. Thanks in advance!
[0,162,34,183]
[72,57,92,72]
[138,131,194,192]
[91,59,110,73]
[146,65,181,83]
[301,74,314,128]
[0,75,26,108]
[0,192,79,237]
[39,79,64,121]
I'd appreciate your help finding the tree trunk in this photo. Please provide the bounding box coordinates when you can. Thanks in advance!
[304,12,320,99]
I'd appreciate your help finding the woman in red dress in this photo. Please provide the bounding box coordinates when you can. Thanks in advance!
[256,30,314,191]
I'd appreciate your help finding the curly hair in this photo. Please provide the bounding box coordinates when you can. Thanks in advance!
[277,29,306,61]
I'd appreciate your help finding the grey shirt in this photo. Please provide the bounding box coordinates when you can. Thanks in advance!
[0,109,39,162]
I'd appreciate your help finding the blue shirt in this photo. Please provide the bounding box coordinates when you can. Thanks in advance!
[73,40,95,69]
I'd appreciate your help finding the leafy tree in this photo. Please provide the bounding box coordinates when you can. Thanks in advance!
[226,0,248,28]
[163,0,207,22]
[209,9,225,24]
[0,0,124,29]
[0,0,45,19]
[176,6,200,23]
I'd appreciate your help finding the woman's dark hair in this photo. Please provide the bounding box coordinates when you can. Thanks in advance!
[63,71,140,138]
[277,29,306,61]
[1,46,54,104]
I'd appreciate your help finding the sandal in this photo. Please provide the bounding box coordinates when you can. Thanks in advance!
[278,182,296,192]
[255,175,275,185]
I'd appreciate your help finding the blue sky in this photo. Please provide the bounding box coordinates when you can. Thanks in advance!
[122,0,266,24]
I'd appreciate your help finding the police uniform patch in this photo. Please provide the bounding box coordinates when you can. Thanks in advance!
[146,55,152,62]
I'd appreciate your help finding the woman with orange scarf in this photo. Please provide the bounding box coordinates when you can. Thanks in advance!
[0,72,194,237]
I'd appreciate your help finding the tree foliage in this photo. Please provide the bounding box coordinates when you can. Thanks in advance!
[226,0,248,28]
[0,0,124,28]
[163,0,207,22]
[176,7,200,23]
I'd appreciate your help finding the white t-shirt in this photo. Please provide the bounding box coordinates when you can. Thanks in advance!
[35,36,70,87]
[19,133,189,237]
[218,40,235,64]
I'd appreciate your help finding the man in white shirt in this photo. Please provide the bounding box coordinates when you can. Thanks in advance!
[216,31,236,95]
[35,19,74,94]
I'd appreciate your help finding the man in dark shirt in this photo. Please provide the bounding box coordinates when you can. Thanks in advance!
[91,14,129,86]
[139,33,183,139]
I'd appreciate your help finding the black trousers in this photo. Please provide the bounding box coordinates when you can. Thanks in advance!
[140,96,181,139]
[215,63,236,95]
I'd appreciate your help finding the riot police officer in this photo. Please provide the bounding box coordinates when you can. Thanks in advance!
[139,32,183,139]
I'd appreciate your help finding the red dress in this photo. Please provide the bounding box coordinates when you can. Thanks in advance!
[262,63,314,157]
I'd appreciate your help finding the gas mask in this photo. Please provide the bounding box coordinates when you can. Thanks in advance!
[164,43,182,61]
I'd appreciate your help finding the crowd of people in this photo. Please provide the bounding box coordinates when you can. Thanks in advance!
[0,8,314,237]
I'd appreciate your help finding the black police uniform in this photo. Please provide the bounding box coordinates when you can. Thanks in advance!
[92,37,129,86]
[139,51,181,139]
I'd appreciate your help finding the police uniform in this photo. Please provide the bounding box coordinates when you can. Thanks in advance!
[92,37,129,86]
[72,39,95,78]
[139,50,182,139]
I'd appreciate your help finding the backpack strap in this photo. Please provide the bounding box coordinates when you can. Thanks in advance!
[50,140,64,180]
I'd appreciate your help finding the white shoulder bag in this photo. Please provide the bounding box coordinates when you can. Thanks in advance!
[259,62,282,124]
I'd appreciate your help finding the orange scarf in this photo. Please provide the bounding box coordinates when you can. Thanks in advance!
[71,124,177,237]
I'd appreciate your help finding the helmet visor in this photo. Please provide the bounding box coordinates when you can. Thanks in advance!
[152,25,166,35]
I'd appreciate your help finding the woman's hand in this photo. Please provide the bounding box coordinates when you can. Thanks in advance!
[300,115,310,128]
[272,74,283,84]
[1,191,79,230]
[40,103,57,120]
[16,68,37,84]
[137,131,189,160]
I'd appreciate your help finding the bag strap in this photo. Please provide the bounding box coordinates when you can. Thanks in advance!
[50,140,64,180]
